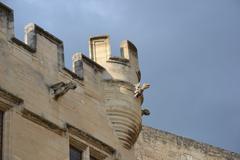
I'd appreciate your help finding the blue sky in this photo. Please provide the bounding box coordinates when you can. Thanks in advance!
[2,0,240,153]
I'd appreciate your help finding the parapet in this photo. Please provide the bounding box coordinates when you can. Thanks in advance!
[0,2,145,151]
[24,23,65,70]
[120,40,138,59]
[89,35,138,65]
[72,52,105,79]
[89,35,141,84]
[0,2,14,39]
[0,1,141,84]
[0,2,65,80]
[89,35,111,63]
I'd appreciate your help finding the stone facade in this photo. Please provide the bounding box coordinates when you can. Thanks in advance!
[0,2,239,160]
[135,126,240,160]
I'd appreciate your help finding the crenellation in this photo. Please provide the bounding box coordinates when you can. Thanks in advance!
[0,4,142,149]
[89,35,111,63]
[120,40,138,60]
[72,53,84,79]
[11,37,36,53]
[24,23,37,50]
[24,23,65,71]
[24,23,63,47]
[81,53,105,72]
[0,2,239,160]
[1,2,143,159]
[0,2,14,40]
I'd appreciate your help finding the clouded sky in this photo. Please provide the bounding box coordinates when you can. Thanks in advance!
[2,0,240,153]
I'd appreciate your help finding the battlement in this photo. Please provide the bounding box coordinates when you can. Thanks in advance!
[0,2,14,39]
[90,36,139,64]
[0,1,141,84]
[0,2,146,151]
[89,36,138,65]
[89,35,141,84]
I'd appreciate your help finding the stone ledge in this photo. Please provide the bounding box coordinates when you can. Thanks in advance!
[21,108,66,136]
[0,86,23,111]
[107,57,130,66]
[11,37,36,53]
[70,136,107,160]
[62,67,84,81]
[122,40,138,58]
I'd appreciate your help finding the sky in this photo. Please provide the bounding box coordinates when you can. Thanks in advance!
[2,0,240,153]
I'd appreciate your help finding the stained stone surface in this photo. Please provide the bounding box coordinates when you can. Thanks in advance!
[135,126,240,160]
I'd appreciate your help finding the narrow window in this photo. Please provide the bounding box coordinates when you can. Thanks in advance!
[70,146,82,160]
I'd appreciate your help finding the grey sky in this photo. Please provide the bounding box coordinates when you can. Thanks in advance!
[2,0,240,153]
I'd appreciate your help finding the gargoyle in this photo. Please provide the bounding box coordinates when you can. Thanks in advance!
[141,108,150,116]
[49,81,77,100]
[134,83,150,98]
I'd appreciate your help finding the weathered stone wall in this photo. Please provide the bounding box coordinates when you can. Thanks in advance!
[135,126,240,160]
[0,23,120,160]
[0,2,142,160]
[1,2,240,160]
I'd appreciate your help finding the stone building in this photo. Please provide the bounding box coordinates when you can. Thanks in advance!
[0,2,239,160]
